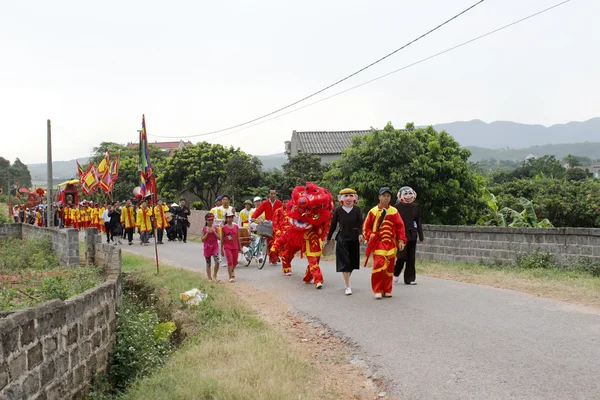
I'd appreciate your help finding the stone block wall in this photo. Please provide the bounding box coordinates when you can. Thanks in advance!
[418,225,600,265]
[188,210,209,236]
[0,224,79,267]
[0,229,121,400]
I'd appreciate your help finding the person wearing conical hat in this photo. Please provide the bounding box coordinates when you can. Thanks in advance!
[325,188,364,295]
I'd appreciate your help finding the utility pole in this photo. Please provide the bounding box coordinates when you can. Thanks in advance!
[46,119,54,227]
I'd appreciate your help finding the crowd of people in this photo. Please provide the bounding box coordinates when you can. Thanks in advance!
[201,185,424,299]
[10,184,424,298]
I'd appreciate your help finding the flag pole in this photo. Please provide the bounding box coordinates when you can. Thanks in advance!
[151,178,159,275]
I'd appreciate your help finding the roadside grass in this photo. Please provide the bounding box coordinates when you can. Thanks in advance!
[0,236,102,311]
[117,253,340,400]
[418,261,600,309]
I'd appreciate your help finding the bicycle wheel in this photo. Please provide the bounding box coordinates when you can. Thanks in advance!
[257,236,268,269]
[244,247,253,266]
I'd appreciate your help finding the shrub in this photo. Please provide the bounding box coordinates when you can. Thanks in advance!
[515,250,556,269]
[0,236,59,272]
[108,294,174,391]
[190,201,204,210]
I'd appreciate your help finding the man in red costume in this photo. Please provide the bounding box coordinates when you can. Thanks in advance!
[252,187,282,265]
[271,195,291,274]
[363,187,407,299]
[274,182,333,288]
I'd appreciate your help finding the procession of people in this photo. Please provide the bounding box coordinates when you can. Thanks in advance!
[9,183,424,298]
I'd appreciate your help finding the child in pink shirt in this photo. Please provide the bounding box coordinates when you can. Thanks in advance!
[201,213,221,281]
[220,212,242,283]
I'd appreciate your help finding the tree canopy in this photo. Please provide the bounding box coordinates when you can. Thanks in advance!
[279,153,329,197]
[323,123,483,225]
[0,157,32,195]
[159,142,262,209]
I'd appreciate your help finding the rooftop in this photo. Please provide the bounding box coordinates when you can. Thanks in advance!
[294,130,372,155]
[126,140,193,156]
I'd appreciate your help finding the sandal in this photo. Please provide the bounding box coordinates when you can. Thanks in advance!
[229,278,235,283]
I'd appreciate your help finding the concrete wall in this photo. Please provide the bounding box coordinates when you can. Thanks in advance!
[419,225,600,265]
[0,224,80,267]
[0,230,121,400]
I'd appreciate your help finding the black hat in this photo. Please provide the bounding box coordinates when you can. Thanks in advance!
[379,187,393,196]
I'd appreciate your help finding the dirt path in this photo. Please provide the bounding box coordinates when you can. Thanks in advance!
[233,283,396,400]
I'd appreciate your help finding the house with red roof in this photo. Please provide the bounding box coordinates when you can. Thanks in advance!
[126,140,193,157]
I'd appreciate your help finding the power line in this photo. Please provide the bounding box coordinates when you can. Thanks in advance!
[202,0,572,142]
[150,0,486,139]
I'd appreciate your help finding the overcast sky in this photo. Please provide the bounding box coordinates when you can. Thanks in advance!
[1,0,598,164]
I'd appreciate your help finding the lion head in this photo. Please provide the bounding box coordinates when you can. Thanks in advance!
[287,182,334,231]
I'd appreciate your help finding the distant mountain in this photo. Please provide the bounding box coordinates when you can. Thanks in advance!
[28,158,88,183]
[431,117,600,149]
[467,143,600,162]
[256,153,287,171]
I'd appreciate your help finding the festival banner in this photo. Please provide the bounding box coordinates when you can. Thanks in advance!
[76,160,84,179]
[81,163,99,195]
[97,151,110,176]
[139,115,154,198]
[110,156,119,181]
[99,169,113,195]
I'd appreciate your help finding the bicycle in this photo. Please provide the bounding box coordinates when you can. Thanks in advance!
[243,232,268,269]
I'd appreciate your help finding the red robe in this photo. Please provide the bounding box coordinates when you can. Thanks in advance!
[363,205,407,295]
[253,199,283,263]
[272,207,289,273]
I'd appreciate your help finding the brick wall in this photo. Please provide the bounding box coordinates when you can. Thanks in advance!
[0,231,121,400]
[418,225,600,265]
[0,224,80,267]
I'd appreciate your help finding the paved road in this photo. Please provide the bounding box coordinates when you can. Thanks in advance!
[121,239,600,400]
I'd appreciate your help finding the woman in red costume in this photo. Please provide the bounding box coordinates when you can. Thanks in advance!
[363,187,407,299]
[274,182,333,289]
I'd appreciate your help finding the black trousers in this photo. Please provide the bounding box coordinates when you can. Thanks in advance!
[394,240,417,283]
[125,228,134,243]
[104,222,112,242]
[177,223,187,242]
[156,228,164,243]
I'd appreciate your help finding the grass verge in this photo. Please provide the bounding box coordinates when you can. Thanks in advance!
[115,252,341,400]
[418,261,600,309]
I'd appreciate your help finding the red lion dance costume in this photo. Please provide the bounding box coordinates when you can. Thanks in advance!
[275,182,334,289]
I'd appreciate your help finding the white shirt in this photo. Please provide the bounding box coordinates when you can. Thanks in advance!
[102,209,111,223]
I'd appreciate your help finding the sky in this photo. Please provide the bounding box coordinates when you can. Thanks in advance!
[1,0,599,164]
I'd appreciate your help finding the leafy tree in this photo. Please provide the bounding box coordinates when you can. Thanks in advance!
[488,177,600,227]
[221,153,263,206]
[159,142,261,209]
[9,158,32,189]
[564,154,581,168]
[324,122,484,224]
[0,157,32,195]
[280,153,329,197]
[566,168,589,181]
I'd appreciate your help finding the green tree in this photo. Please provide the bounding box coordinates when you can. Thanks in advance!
[324,122,483,224]
[159,142,261,208]
[280,153,329,196]
[9,158,32,191]
[565,154,581,168]
[488,177,600,227]
[566,168,589,181]
[221,153,263,206]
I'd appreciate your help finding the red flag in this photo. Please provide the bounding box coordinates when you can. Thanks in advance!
[76,160,84,179]
[139,115,153,198]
